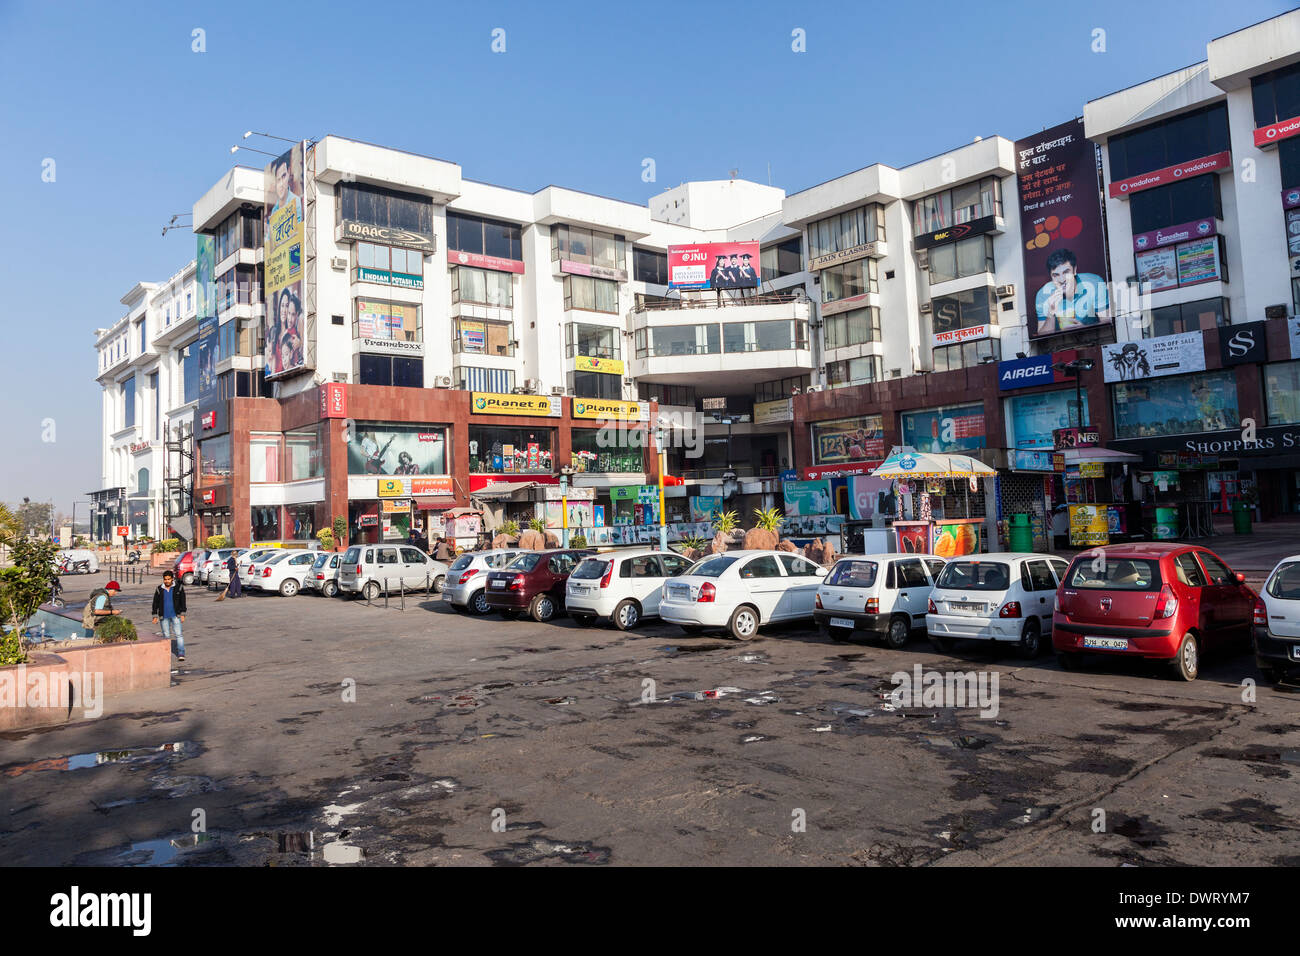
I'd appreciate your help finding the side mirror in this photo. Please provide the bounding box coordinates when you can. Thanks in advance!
[1235,572,1246,584]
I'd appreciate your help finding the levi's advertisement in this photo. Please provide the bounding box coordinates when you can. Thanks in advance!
[263,143,307,380]
[348,425,447,476]
[667,242,760,291]
[1015,118,1111,340]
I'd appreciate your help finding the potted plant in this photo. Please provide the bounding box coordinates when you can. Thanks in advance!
[332,516,347,551]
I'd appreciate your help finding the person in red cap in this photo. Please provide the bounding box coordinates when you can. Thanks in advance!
[81,580,122,637]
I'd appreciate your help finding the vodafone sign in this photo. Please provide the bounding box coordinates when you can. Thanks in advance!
[1254,115,1300,148]
[1108,151,1230,199]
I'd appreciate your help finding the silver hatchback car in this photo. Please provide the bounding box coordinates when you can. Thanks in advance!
[444,549,523,614]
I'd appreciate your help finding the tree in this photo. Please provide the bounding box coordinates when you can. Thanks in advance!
[0,537,59,665]
[13,498,53,538]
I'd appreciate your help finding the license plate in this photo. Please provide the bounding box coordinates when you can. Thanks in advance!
[1290,646,1300,662]
[669,585,690,599]
[950,602,985,614]
[571,585,588,594]
[1083,636,1129,650]
[491,580,505,589]
[829,617,856,629]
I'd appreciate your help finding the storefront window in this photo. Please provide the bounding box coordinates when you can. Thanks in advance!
[1265,360,1300,426]
[900,403,987,454]
[811,415,886,465]
[251,505,281,542]
[571,429,644,473]
[570,371,622,400]
[1005,390,1090,448]
[250,434,281,483]
[286,425,324,480]
[468,426,554,474]
[348,424,447,476]
[199,509,232,541]
[1112,370,1240,438]
[198,435,232,486]
[286,504,320,541]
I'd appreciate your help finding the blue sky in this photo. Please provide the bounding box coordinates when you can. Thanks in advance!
[0,0,1289,515]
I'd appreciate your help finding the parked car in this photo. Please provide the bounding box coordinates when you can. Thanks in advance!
[303,551,345,597]
[814,553,947,647]
[209,549,249,588]
[338,544,449,601]
[236,548,283,588]
[482,548,595,622]
[444,549,523,614]
[658,550,828,641]
[1254,555,1300,684]
[173,549,207,585]
[566,549,695,630]
[1054,543,1254,681]
[200,548,240,585]
[249,549,317,596]
[927,552,1070,657]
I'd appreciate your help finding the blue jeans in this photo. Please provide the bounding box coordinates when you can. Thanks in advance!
[161,617,184,657]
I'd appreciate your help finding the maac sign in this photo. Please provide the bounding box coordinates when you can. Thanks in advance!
[1218,320,1267,367]
[339,220,436,252]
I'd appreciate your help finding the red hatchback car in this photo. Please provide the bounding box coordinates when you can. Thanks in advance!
[483,549,595,622]
[1052,543,1255,681]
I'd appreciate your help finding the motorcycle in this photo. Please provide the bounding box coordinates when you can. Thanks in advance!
[48,578,65,608]
[126,549,142,565]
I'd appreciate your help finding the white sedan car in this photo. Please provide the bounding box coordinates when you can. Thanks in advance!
[248,549,317,596]
[566,549,695,630]
[926,552,1069,657]
[658,550,828,640]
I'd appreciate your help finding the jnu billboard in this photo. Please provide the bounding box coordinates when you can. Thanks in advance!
[263,143,307,380]
[667,242,760,291]
[1015,119,1110,340]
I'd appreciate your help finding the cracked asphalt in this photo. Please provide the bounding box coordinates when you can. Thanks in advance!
[3,571,1298,866]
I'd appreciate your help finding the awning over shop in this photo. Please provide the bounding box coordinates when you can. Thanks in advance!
[1065,448,1142,464]
[413,496,457,511]
[166,515,194,542]
[469,481,538,501]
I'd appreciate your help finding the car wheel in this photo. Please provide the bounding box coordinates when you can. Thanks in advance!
[885,615,910,650]
[470,590,491,615]
[728,605,759,641]
[363,581,380,602]
[929,633,954,653]
[820,623,848,644]
[322,581,338,598]
[530,595,556,623]
[1018,619,1043,658]
[432,575,446,594]
[613,599,641,631]
[1057,652,1082,671]
[1170,632,1199,681]
[181,573,194,586]
[279,579,299,597]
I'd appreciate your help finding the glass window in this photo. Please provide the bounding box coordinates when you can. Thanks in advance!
[468,426,555,474]
[1066,556,1161,590]
[563,275,619,313]
[913,178,1002,235]
[825,355,883,388]
[821,258,877,303]
[723,320,805,353]
[740,555,782,579]
[122,375,136,427]
[358,355,424,388]
[553,224,625,269]
[932,338,1000,373]
[1266,360,1300,426]
[572,558,610,580]
[895,559,929,588]
[181,345,198,401]
[633,247,669,284]
[355,299,421,342]
[1281,138,1300,191]
[286,425,324,480]
[807,206,885,258]
[566,323,620,359]
[339,182,434,237]
[251,506,280,542]
[641,324,720,357]
[1111,370,1239,438]
[688,555,737,577]
[824,307,881,349]
[1025,560,1056,591]
[1129,176,1221,234]
[453,318,514,356]
[753,375,808,403]
[1266,561,1300,599]
[760,237,803,278]
[1146,298,1228,337]
[827,559,878,587]
[929,236,995,284]
[1251,61,1300,130]
[570,371,622,400]
[1196,551,1236,586]
[452,267,512,308]
[932,286,993,333]
[1174,553,1209,587]
[250,435,281,483]
[780,554,820,577]
[937,561,1011,591]
[1108,103,1230,181]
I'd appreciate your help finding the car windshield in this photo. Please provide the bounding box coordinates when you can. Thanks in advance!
[343,547,360,563]
[449,555,474,572]
[571,558,609,580]
[508,554,541,572]
[1066,557,1161,591]
[1266,561,1300,600]
[265,552,292,565]
[827,560,878,588]
[312,554,330,569]
[937,561,1012,591]
[687,555,738,577]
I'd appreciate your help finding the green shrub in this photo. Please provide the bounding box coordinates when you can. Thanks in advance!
[679,534,706,552]
[712,510,739,534]
[501,520,520,538]
[154,538,182,553]
[0,538,58,653]
[205,535,229,549]
[0,628,25,667]
[94,616,138,644]
[332,516,347,544]
[753,507,785,533]
[528,517,546,533]
[569,533,588,548]
[316,529,335,549]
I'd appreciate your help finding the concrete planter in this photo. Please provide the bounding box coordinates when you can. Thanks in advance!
[151,553,175,568]
[0,635,171,732]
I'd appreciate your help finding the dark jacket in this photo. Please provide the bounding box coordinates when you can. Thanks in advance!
[152,583,187,617]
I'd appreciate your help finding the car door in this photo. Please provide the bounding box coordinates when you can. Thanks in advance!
[654,555,693,616]
[287,552,314,584]
[1172,551,1208,636]
[625,555,664,612]
[545,554,569,599]
[739,555,788,620]
[777,554,823,617]
[893,558,931,628]
[1195,550,1251,644]
[375,547,402,590]
[1023,559,1058,631]
[400,547,430,588]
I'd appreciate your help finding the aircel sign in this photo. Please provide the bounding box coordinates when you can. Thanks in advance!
[997,354,1072,391]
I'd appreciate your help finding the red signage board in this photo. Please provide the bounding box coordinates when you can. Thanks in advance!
[411,477,454,496]
[319,383,347,419]
[1108,151,1231,198]
[667,242,761,291]
[200,410,217,430]
[1254,115,1300,148]
[801,461,882,481]
[446,249,526,274]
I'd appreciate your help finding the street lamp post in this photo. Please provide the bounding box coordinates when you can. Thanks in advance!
[559,465,574,547]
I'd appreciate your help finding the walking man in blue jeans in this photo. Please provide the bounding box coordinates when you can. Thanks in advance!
[152,570,188,661]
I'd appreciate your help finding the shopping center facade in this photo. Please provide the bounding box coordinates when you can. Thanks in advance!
[94,10,1300,551]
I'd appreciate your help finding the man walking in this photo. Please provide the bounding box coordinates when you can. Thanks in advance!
[152,570,188,662]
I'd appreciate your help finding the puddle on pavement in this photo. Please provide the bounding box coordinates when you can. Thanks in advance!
[2,741,197,778]
[656,643,733,655]
[75,832,217,866]
[485,836,611,866]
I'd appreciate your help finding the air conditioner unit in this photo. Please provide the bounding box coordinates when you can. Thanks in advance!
[330,256,348,271]
[995,284,1015,298]
[890,368,902,378]
[551,386,565,396]
[332,373,348,384]
[919,302,933,314]
[916,250,929,269]
[433,375,453,388]
[623,378,634,386]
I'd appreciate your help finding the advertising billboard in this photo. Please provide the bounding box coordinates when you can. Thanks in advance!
[348,425,447,476]
[1101,331,1206,383]
[1006,390,1087,450]
[782,480,833,516]
[810,414,885,465]
[196,316,217,402]
[900,402,986,453]
[1015,119,1110,339]
[667,242,761,291]
[263,143,307,379]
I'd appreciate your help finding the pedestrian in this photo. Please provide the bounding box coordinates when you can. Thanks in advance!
[434,536,452,561]
[152,570,188,662]
[82,580,123,638]
[225,552,242,599]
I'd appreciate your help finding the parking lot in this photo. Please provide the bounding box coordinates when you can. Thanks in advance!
[4,569,1299,867]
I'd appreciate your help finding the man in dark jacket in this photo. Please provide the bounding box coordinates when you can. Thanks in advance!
[152,570,188,661]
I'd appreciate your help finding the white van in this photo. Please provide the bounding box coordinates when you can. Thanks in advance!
[338,544,449,600]
[814,553,946,647]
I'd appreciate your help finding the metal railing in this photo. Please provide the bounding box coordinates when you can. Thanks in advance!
[633,290,805,312]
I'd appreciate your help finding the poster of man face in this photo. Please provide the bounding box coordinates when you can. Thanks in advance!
[1015,119,1111,339]
[667,242,761,291]
[263,143,307,379]
[348,425,447,476]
